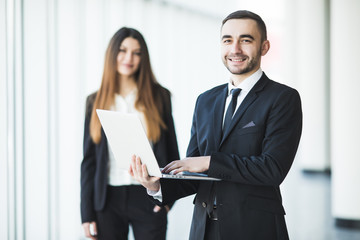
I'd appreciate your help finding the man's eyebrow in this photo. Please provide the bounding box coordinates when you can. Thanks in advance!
[240,34,254,40]
[221,34,255,40]
[221,35,232,40]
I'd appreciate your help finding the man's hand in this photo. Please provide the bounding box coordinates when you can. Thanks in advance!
[162,156,210,175]
[82,221,97,240]
[129,155,161,192]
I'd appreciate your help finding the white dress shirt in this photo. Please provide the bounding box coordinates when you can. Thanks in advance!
[222,68,263,127]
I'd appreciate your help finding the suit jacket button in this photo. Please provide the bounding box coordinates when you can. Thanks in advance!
[202,202,207,208]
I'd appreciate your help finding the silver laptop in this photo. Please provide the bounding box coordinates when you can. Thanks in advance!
[96,109,220,181]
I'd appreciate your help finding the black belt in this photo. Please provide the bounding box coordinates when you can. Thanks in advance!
[209,205,218,221]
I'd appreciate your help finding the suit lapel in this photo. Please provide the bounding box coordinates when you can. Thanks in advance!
[220,74,268,146]
[212,85,228,150]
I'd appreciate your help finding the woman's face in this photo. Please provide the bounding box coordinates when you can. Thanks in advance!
[116,37,141,77]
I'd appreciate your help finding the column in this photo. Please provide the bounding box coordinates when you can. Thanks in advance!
[331,0,360,228]
[0,0,9,238]
[294,0,331,172]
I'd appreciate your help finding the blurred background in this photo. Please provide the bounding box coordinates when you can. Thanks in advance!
[1,0,360,239]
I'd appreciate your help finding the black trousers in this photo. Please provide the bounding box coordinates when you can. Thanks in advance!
[96,185,168,240]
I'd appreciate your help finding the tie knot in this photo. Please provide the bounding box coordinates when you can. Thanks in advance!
[231,88,241,98]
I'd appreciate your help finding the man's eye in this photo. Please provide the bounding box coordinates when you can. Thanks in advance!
[242,39,251,43]
[223,39,231,43]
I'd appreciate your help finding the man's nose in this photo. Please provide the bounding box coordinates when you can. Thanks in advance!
[231,41,242,53]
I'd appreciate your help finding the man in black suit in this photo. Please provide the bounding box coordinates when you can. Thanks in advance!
[130,10,302,240]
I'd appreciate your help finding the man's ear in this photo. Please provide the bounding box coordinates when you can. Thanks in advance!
[261,40,270,56]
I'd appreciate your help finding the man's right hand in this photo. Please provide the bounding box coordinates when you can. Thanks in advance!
[129,155,161,192]
[82,221,97,240]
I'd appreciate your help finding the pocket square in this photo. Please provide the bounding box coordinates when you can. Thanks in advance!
[242,121,256,129]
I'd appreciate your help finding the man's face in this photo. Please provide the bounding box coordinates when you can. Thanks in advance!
[221,19,269,77]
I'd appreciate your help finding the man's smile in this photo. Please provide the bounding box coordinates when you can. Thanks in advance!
[228,55,247,63]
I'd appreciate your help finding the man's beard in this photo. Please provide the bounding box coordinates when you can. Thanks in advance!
[225,49,261,75]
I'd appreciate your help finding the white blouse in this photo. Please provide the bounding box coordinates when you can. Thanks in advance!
[107,89,147,186]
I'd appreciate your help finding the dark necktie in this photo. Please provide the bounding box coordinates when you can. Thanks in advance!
[223,88,241,134]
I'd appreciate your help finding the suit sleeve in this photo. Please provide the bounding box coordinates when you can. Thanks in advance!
[208,88,302,186]
[80,94,97,223]
[186,95,201,158]
[157,96,200,205]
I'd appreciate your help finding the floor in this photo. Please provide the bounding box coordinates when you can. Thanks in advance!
[128,162,360,240]
[281,164,360,240]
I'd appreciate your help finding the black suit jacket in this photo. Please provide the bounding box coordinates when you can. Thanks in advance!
[157,73,302,240]
[80,85,180,223]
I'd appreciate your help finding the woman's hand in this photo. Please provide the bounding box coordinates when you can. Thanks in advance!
[162,156,210,175]
[82,221,97,240]
[129,155,161,192]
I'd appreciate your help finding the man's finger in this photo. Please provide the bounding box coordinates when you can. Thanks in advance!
[130,156,136,175]
[172,166,185,175]
[128,164,133,176]
[163,161,178,173]
[142,164,149,178]
[130,157,139,178]
[135,156,143,172]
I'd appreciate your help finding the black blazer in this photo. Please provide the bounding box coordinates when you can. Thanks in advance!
[80,85,180,223]
[157,73,302,240]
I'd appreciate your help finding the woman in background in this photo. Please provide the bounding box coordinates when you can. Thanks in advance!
[81,27,179,240]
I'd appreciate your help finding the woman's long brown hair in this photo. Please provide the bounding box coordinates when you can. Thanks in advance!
[90,27,166,144]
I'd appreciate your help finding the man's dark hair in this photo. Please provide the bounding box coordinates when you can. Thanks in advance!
[222,10,267,42]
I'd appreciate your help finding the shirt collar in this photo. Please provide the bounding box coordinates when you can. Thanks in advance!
[115,88,138,100]
[227,68,263,96]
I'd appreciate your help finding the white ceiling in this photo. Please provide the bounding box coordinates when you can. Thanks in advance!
[159,0,286,21]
